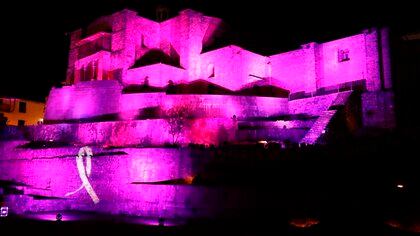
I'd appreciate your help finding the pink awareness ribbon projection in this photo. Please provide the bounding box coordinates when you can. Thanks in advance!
[65,146,100,204]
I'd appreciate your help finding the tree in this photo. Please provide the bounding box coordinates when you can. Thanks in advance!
[166,105,191,145]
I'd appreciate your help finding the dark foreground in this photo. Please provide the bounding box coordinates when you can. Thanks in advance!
[1,133,419,235]
[1,213,419,236]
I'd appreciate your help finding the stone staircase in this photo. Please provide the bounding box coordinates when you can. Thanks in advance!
[300,110,337,145]
[299,91,353,145]
[331,91,352,107]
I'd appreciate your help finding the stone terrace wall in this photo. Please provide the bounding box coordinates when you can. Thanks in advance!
[288,93,341,116]
[30,118,237,146]
[45,80,288,122]
[45,80,122,121]
[120,93,288,120]
[361,91,395,129]
[0,142,255,219]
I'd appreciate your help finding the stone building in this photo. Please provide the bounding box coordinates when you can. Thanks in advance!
[0,97,44,126]
[38,9,395,146]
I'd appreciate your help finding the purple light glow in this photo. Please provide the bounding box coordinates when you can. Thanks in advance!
[20,211,185,226]
[24,212,84,222]
[124,217,186,227]
[57,9,389,115]
[0,8,396,220]
[43,8,394,147]
[0,145,198,218]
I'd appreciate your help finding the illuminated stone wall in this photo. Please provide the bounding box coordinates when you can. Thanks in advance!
[46,8,395,146]
[0,141,255,219]
[64,8,389,93]
[269,43,318,93]
[198,45,268,90]
[361,91,395,129]
[45,81,288,122]
[66,9,222,85]
[30,118,238,146]
[120,93,288,120]
[125,64,187,87]
[268,30,386,94]
[44,80,122,121]
[317,35,367,89]
[288,93,344,116]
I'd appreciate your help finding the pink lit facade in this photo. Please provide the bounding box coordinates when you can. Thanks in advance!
[42,8,395,146]
[0,8,398,221]
[62,9,390,93]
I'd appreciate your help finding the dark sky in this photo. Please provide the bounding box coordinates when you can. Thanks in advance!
[1,0,418,101]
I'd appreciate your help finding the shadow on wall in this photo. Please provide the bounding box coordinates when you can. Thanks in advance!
[0,126,31,141]
[131,48,181,68]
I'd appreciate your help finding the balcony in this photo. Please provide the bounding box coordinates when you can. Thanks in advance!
[77,32,111,59]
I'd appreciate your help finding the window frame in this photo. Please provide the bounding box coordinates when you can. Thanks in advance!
[18,101,27,113]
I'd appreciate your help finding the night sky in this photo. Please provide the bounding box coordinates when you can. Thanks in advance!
[2,0,418,103]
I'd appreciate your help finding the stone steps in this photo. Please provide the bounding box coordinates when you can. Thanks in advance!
[299,91,353,145]
[300,110,337,145]
[331,91,352,107]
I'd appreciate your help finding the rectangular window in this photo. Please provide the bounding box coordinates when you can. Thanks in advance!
[338,49,350,62]
[18,120,25,126]
[19,101,26,113]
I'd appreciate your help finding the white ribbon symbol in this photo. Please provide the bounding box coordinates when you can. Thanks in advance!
[65,146,100,204]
